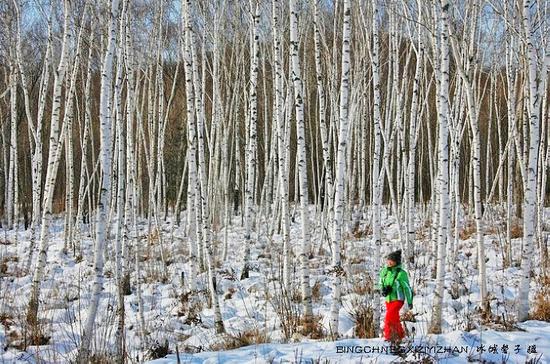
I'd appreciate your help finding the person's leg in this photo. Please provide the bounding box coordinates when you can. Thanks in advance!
[384,301,391,340]
[394,300,405,339]
[385,300,405,341]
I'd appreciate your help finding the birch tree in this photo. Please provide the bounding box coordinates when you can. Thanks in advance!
[272,0,291,289]
[241,0,260,281]
[77,0,121,360]
[289,0,313,325]
[517,0,542,322]
[27,0,72,327]
[449,1,489,313]
[370,0,384,336]
[330,0,351,337]
[429,0,451,335]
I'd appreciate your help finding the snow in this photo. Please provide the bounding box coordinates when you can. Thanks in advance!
[0,207,549,363]
[149,321,550,363]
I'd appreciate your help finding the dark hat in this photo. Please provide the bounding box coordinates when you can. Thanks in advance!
[386,250,402,264]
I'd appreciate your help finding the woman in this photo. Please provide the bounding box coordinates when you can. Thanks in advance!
[379,249,413,342]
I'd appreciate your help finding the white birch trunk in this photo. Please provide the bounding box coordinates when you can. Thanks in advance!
[517,0,542,322]
[370,0,383,337]
[77,0,120,360]
[330,0,351,337]
[241,0,260,280]
[289,0,313,323]
[429,0,451,335]
[27,0,72,327]
[405,2,424,264]
[272,0,291,289]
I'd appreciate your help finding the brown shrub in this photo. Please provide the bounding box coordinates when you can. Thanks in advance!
[349,299,375,338]
[271,288,301,340]
[12,321,50,350]
[311,281,322,303]
[147,340,171,360]
[301,315,325,339]
[0,312,14,331]
[238,328,269,345]
[210,329,269,351]
[0,255,19,276]
[88,354,115,364]
[224,287,237,300]
[415,220,431,241]
[0,239,13,245]
[290,288,302,303]
[352,275,374,296]
[0,306,51,351]
[148,227,160,243]
[485,224,500,235]
[401,310,417,322]
[176,290,205,326]
[347,256,366,265]
[352,224,372,239]
[483,313,519,332]
[459,221,476,240]
[531,275,550,322]
[510,222,523,239]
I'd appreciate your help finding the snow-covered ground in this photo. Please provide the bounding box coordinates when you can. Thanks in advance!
[0,207,549,363]
[149,321,550,363]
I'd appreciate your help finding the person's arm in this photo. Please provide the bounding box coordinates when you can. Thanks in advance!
[379,267,386,291]
[398,270,413,306]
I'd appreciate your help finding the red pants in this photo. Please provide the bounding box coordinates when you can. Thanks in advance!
[384,300,405,341]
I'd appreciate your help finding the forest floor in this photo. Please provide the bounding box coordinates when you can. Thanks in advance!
[0,206,549,363]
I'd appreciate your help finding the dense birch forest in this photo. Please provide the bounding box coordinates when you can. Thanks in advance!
[0,0,549,362]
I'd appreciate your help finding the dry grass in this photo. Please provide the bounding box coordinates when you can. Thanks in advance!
[122,273,131,295]
[0,255,19,276]
[351,224,372,239]
[415,220,431,241]
[300,315,325,339]
[15,321,50,350]
[237,328,269,345]
[311,280,322,303]
[269,281,326,340]
[290,288,302,303]
[24,324,51,348]
[349,298,376,338]
[148,227,160,243]
[0,238,13,245]
[459,221,476,240]
[352,275,374,296]
[510,221,523,239]
[0,260,7,276]
[89,353,116,364]
[147,340,171,360]
[347,255,366,265]
[531,275,550,322]
[401,310,417,322]
[483,314,519,332]
[1,305,51,351]
[485,224,500,235]
[224,287,237,300]
[0,312,14,332]
[271,287,301,341]
[176,290,206,326]
[219,267,238,281]
[143,264,169,284]
[210,329,269,351]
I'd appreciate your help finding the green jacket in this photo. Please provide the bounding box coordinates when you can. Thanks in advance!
[379,264,413,305]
